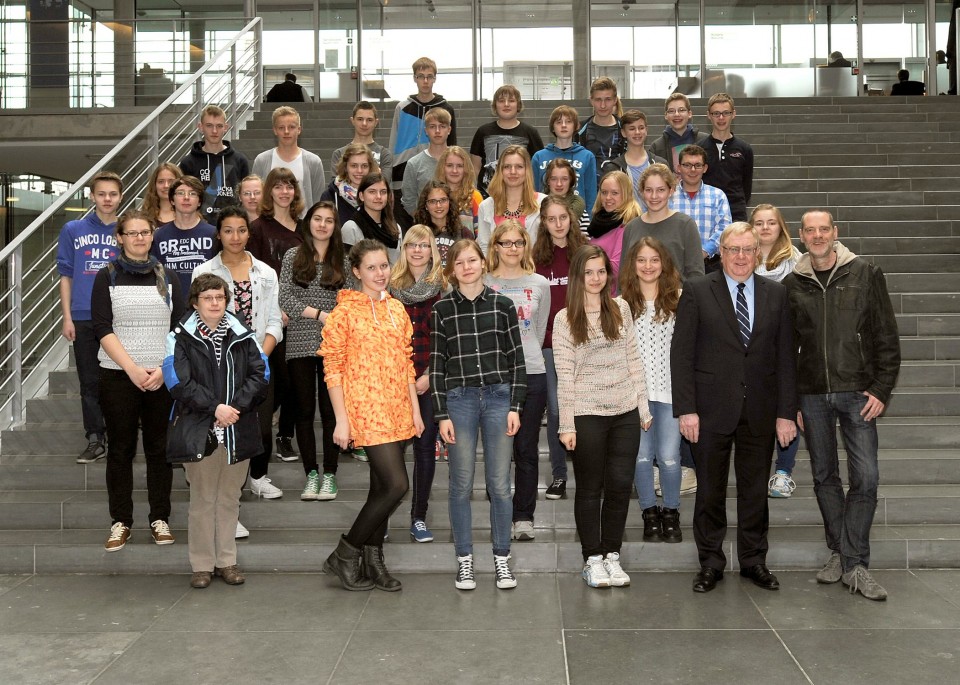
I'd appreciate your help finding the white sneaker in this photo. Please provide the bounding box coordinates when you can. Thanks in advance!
[680,466,697,494]
[582,554,611,588]
[603,552,630,587]
[235,521,249,539]
[768,470,797,498]
[494,554,517,589]
[250,475,283,499]
[512,520,535,541]
[455,554,476,590]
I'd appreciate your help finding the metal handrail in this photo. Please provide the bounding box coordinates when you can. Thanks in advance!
[0,17,263,432]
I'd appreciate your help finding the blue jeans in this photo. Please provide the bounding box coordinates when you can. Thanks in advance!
[446,384,514,557]
[541,349,568,480]
[410,391,438,522]
[800,392,880,571]
[635,401,681,510]
[774,435,800,473]
[513,373,547,522]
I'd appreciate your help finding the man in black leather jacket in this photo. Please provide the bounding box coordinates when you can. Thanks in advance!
[782,209,900,602]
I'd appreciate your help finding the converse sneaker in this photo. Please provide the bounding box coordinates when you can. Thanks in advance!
[841,565,888,601]
[150,520,175,545]
[545,478,566,500]
[680,466,697,494]
[317,472,338,501]
[235,520,249,539]
[275,436,299,462]
[768,470,797,498]
[512,520,535,541]
[494,554,517,589]
[104,522,130,552]
[455,554,476,590]
[352,447,368,462]
[410,519,433,543]
[76,438,106,464]
[816,551,843,584]
[250,475,283,499]
[301,470,320,501]
[582,554,611,588]
[603,552,630,587]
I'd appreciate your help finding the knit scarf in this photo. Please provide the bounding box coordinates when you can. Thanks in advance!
[587,208,623,239]
[114,252,170,306]
[352,207,399,249]
[390,263,442,305]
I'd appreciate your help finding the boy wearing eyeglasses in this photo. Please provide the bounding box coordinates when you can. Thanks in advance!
[179,105,250,221]
[670,144,731,274]
[702,93,754,222]
[151,176,217,307]
[649,93,709,171]
[57,171,123,464]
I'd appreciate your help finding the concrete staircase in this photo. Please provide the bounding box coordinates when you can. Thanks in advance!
[2,97,959,574]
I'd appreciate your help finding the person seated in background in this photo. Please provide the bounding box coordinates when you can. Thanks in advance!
[331,101,394,184]
[890,69,926,96]
[266,72,310,102]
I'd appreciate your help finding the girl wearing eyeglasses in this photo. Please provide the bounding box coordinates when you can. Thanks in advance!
[477,145,545,255]
[414,180,474,267]
[484,220,550,543]
[621,163,705,283]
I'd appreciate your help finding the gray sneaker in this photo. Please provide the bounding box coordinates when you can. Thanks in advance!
[816,552,843,584]
[77,438,106,464]
[841,565,888,601]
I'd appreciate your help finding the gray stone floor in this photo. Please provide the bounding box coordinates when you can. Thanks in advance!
[1,570,959,684]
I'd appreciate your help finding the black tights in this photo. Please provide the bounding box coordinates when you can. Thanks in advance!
[345,441,409,547]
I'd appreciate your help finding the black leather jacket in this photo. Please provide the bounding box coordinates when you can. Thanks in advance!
[782,243,901,404]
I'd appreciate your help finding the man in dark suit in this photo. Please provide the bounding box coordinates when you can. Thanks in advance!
[265,73,310,103]
[890,69,925,96]
[671,222,798,593]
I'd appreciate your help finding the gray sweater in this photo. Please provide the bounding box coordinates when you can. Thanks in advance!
[401,149,439,216]
[483,272,551,376]
[252,148,326,214]
[620,212,705,282]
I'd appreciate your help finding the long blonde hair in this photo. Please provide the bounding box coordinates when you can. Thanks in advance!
[390,224,445,290]
[434,145,478,214]
[750,204,795,271]
[486,220,535,274]
[486,145,539,217]
[592,170,641,224]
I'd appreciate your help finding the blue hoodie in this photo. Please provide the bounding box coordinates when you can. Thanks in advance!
[531,143,598,220]
[56,212,119,320]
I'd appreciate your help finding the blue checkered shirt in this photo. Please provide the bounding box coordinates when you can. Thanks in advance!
[669,182,731,258]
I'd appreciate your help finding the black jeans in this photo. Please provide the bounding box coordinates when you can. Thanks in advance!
[571,410,641,560]
[513,373,547,523]
[270,338,297,438]
[251,370,275,480]
[287,356,338,475]
[99,368,173,527]
[73,320,105,440]
[345,441,409,547]
[410,390,438,522]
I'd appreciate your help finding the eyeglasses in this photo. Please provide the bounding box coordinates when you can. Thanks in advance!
[665,108,689,115]
[174,190,200,198]
[709,110,734,118]
[721,246,758,256]
[426,198,450,206]
[415,73,436,81]
[496,239,526,249]
[122,230,152,238]
[241,191,261,198]
[405,242,431,251]
[199,295,227,303]
[680,163,705,170]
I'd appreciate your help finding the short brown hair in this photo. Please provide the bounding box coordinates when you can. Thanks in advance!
[444,239,485,289]
[423,108,452,127]
[707,92,735,111]
[664,93,691,112]
[620,109,648,128]
[188,273,231,309]
[492,85,523,115]
[271,106,300,126]
[201,104,226,120]
[412,57,437,75]
[89,170,123,195]
[548,105,580,136]
[678,144,707,165]
[168,175,204,203]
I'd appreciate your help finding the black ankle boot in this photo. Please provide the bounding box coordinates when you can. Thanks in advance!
[642,505,663,541]
[363,544,402,591]
[323,535,375,591]
[660,507,682,543]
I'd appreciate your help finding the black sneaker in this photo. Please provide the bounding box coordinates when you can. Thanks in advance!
[275,436,299,462]
[77,438,106,464]
[545,478,566,500]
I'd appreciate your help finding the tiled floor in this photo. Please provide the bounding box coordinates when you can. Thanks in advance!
[1,570,958,684]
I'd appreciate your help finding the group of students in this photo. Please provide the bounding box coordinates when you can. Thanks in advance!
[55,58,806,591]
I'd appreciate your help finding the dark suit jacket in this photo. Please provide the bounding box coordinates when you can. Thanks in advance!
[266,80,308,102]
[671,271,797,436]
[891,80,925,96]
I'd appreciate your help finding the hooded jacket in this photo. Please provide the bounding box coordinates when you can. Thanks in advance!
[163,311,269,464]
[388,94,457,185]
[649,125,710,169]
[782,242,901,403]
[531,143,598,218]
[319,289,417,447]
[178,141,251,220]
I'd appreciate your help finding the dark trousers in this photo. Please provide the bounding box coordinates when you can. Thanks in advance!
[99,368,173,527]
[691,402,774,571]
[73,320,105,440]
[410,391,438,522]
[513,373,547,522]
[571,410,641,560]
[270,338,297,438]
[251,371,274,480]
[287,356,338,475]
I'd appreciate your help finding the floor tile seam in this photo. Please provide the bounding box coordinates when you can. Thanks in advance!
[555,555,572,685]
[325,588,373,685]
[0,573,34,598]
[746,589,816,685]
[906,567,960,610]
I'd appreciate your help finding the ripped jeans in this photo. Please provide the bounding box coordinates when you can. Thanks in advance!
[635,401,682,510]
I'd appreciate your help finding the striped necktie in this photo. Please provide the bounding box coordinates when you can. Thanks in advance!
[736,282,750,347]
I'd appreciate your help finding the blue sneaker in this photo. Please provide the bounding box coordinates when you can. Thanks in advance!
[410,519,434,543]
[768,470,796,498]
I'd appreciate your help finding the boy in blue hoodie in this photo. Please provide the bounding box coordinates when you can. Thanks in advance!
[649,93,710,170]
[532,105,597,220]
[57,171,122,463]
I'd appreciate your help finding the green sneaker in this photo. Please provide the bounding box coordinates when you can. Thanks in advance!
[352,447,368,462]
[301,470,320,501]
[317,472,338,501]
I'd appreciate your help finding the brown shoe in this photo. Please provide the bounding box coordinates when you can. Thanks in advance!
[215,565,245,585]
[190,571,212,589]
[150,520,175,545]
[104,522,131,552]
